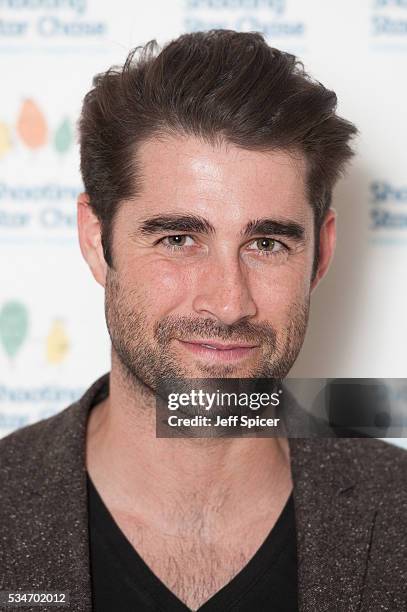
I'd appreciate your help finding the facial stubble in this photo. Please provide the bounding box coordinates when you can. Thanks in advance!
[104,269,310,397]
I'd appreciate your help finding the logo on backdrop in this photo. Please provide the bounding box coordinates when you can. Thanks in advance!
[0,96,80,241]
[371,0,407,48]
[0,300,70,365]
[0,0,108,51]
[0,98,74,159]
[183,0,306,51]
[0,181,80,238]
[0,299,82,437]
[369,180,407,242]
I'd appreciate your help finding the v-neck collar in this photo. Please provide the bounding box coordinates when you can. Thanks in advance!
[87,472,296,611]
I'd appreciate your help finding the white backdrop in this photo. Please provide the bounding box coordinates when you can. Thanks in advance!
[1,0,406,446]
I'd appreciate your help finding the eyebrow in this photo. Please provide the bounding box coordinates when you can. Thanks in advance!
[241,218,305,241]
[139,214,215,236]
[137,213,305,241]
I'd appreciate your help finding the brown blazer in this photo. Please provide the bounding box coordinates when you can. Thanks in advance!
[1,372,407,611]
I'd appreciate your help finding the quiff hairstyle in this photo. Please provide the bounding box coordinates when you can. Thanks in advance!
[78,29,358,278]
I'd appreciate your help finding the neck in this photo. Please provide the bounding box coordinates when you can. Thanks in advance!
[86,353,293,534]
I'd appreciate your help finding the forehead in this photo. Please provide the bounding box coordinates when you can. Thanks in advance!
[126,133,311,226]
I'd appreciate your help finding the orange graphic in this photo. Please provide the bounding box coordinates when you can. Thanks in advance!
[16,98,48,149]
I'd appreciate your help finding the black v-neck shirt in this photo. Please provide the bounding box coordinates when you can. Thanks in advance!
[87,474,298,611]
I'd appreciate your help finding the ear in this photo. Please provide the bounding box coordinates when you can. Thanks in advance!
[77,193,107,288]
[311,208,336,292]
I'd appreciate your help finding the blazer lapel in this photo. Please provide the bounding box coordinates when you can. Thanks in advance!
[9,374,110,611]
[288,436,378,611]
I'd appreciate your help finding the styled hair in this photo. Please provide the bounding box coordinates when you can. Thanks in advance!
[78,29,358,277]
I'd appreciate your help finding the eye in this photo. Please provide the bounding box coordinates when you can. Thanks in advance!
[246,237,287,256]
[159,235,196,250]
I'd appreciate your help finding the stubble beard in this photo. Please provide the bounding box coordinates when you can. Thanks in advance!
[104,269,310,396]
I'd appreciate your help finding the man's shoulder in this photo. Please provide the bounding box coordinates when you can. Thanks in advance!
[0,372,110,498]
[0,372,110,484]
[0,400,78,447]
[328,436,407,469]
[0,402,81,485]
[0,384,101,601]
[304,436,407,495]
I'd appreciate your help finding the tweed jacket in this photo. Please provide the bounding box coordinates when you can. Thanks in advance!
[0,372,407,611]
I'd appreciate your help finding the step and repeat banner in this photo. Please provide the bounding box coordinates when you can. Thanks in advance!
[1,0,406,445]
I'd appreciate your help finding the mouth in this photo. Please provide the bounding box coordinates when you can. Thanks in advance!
[175,339,260,362]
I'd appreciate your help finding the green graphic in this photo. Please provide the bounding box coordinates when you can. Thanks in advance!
[0,301,29,358]
[54,117,72,154]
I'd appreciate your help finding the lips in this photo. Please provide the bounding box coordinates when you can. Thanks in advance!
[182,340,258,351]
[175,339,259,362]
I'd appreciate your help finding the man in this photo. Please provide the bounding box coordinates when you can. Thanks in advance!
[1,29,406,612]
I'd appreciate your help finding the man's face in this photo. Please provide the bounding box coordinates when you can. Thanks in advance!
[101,135,319,389]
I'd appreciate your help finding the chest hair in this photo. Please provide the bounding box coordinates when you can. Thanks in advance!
[112,509,277,611]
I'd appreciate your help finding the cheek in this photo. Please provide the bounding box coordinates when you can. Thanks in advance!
[129,261,193,315]
[251,262,311,322]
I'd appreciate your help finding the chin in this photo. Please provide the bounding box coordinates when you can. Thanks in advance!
[187,365,256,379]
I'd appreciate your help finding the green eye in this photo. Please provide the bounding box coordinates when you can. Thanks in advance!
[246,237,287,258]
[256,238,275,251]
[167,235,187,246]
[159,235,196,251]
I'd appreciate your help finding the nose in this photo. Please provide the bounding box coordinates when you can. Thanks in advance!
[192,253,258,326]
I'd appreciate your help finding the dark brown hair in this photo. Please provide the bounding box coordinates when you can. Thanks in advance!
[78,29,358,278]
